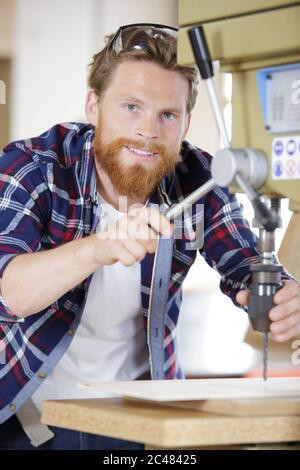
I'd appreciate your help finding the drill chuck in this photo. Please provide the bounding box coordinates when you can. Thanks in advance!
[248,263,282,332]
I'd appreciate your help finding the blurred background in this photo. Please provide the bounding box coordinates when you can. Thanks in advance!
[0,0,297,378]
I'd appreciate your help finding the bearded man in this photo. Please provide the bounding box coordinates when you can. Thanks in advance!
[0,24,299,450]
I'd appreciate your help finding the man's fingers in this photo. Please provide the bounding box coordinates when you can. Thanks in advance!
[270,320,300,342]
[274,280,300,304]
[230,282,300,345]
[127,218,158,242]
[121,238,147,261]
[108,240,137,267]
[236,289,249,306]
[128,207,173,238]
[269,294,300,321]
[270,311,300,336]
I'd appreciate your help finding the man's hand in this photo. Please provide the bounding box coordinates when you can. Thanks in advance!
[91,207,173,267]
[236,280,300,342]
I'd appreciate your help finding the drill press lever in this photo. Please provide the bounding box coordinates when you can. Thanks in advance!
[185,25,285,381]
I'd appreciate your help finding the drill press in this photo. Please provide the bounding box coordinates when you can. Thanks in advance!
[186,25,285,381]
[173,1,300,380]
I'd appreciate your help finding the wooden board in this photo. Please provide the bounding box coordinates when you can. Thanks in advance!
[41,397,300,448]
[160,397,300,416]
[81,377,300,402]
[80,377,300,417]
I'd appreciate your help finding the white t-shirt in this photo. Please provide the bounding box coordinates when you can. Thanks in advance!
[32,195,149,412]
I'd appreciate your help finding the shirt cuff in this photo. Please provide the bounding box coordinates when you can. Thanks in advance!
[0,253,23,321]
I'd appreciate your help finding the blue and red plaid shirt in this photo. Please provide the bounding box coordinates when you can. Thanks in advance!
[0,122,290,424]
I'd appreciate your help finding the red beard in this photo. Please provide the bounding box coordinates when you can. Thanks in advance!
[94,126,180,200]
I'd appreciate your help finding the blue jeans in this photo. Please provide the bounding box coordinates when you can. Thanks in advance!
[0,415,144,450]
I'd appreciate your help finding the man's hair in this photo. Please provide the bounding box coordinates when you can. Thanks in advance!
[87,27,199,113]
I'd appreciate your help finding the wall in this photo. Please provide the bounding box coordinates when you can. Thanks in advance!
[0,59,10,148]
[11,0,97,140]
[0,0,14,58]
[0,0,14,148]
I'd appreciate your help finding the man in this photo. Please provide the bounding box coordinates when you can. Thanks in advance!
[0,24,299,450]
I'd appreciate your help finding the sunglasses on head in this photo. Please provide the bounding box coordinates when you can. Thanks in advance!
[107,23,178,54]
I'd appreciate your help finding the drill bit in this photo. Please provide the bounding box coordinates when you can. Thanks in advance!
[263,331,268,382]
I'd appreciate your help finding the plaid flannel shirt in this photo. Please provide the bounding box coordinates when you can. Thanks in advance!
[0,122,288,424]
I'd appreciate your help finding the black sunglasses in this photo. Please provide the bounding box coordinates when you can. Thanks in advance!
[108,23,178,54]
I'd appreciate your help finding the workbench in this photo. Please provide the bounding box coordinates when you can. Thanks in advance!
[42,396,300,450]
